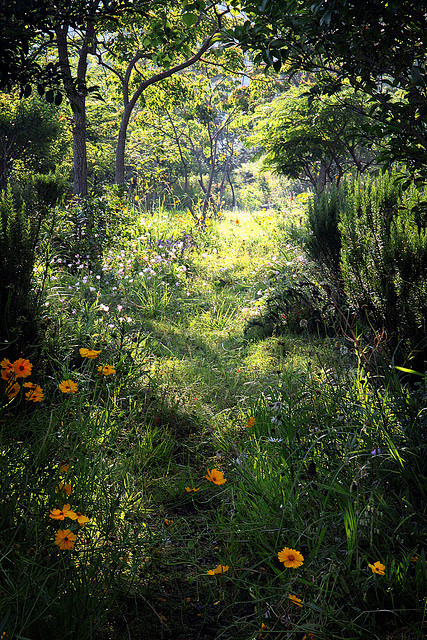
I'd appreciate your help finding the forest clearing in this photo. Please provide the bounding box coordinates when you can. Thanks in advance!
[0,2,426,639]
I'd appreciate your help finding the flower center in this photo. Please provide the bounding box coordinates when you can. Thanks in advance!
[289,555,295,561]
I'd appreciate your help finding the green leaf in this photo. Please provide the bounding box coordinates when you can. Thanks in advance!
[395,366,425,377]
[182,12,198,27]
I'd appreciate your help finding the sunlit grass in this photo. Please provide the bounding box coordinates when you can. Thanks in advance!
[1,201,424,640]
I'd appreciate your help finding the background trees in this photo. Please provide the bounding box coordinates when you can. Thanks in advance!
[249,84,377,191]
[231,0,427,182]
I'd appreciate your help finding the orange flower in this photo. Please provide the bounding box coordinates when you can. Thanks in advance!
[0,358,15,381]
[79,348,101,359]
[164,519,174,526]
[49,504,76,521]
[68,511,90,526]
[98,364,116,375]
[12,358,32,378]
[23,382,44,402]
[5,381,20,399]
[56,483,72,497]
[246,417,255,428]
[206,468,227,485]
[60,461,70,473]
[368,561,385,575]
[207,564,229,575]
[185,487,200,493]
[278,547,304,568]
[58,380,78,394]
[54,528,77,550]
[288,593,303,607]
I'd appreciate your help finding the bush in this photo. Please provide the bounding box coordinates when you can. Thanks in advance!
[0,186,37,347]
[305,180,345,283]
[339,170,427,368]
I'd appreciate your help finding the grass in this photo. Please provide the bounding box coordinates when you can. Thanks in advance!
[0,200,425,640]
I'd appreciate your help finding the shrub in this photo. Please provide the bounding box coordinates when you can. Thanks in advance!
[339,170,427,367]
[305,180,345,283]
[0,186,37,346]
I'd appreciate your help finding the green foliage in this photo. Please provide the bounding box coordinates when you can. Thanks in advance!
[0,198,425,639]
[214,366,426,639]
[0,92,63,187]
[250,84,375,191]
[305,180,345,281]
[230,0,427,183]
[13,172,67,214]
[0,186,37,345]
[339,171,427,366]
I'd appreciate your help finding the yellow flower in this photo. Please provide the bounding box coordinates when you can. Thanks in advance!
[185,487,200,493]
[246,416,255,428]
[54,528,77,550]
[5,381,20,399]
[368,561,385,575]
[278,547,304,568]
[13,358,32,378]
[410,556,419,563]
[23,382,44,402]
[206,468,227,485]
[134,195,139,201]
[49,504,76,521]
[58,380,78,394]
[207,564,229,575]
[288,593,303,607]
[98,364,116,375]
[79,348,101,359]
[68,511,90,526]
[235,218,239,224]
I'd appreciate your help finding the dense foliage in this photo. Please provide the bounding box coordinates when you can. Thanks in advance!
[0,3,425,639]
[230,0,427,182]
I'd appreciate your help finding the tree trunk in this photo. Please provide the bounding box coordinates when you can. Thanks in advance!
[227,171,236,208]
[114,35,216,187]
[115,104,132,185]
[317,163,327,192]
[56,17,94,198]
[72,94,88,197]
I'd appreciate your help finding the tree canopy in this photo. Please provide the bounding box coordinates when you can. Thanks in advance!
[228,0,427,182]
[249,84,376,191]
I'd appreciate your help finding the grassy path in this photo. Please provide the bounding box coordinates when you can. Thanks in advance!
[97,209,340,639]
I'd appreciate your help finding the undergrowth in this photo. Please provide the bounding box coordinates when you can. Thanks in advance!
[0,199,425,640]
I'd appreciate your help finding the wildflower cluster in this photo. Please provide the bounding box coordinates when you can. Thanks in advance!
[57,347,116,396]
[1,358,43,403]
[51,463,90,551]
